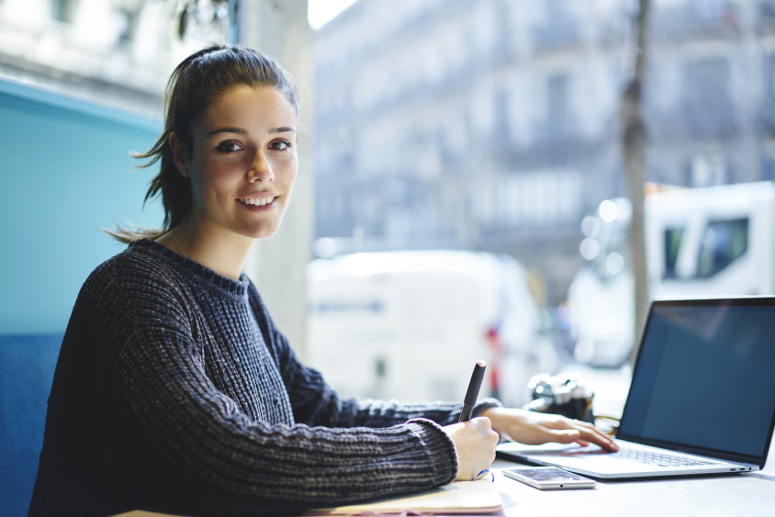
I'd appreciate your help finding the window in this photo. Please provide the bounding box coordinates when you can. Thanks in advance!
[546,73,570,131]
[696,218,749,278]
[50,0,75,23]
[765,54,775,105]
[662,227,685,279]
[117,9,139,43]
[494,90,511,142]
[762,54,775,130]
[683,57,734,136]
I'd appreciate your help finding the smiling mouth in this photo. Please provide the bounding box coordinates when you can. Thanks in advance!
[238,196,276,207]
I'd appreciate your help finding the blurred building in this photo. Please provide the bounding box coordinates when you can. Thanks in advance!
[312,0,775,304]
[0,0,231,116]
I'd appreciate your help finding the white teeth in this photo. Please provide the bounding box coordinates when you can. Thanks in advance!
[241,197,273,206]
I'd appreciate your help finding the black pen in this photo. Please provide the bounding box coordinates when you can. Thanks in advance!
[459,360,486,422]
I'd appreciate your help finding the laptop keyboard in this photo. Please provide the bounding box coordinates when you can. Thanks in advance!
[611,447,712,468]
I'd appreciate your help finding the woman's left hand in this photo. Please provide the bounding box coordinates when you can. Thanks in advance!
[479,407,619,452]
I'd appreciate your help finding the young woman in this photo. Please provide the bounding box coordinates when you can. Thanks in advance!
[29,45,616,517]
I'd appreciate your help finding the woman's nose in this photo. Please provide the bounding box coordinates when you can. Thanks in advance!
[247,150,274,183]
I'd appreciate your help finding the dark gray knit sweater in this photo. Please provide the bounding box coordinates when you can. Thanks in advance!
[29,239,497,516]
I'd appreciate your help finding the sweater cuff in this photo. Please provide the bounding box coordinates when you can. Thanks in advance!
[405,418,458,486]
[472,397,502,418]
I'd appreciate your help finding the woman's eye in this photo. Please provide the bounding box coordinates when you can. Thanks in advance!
[214,141,243,153]
[269,140,291,151]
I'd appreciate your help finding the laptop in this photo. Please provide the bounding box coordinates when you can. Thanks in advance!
[497,297,775,479]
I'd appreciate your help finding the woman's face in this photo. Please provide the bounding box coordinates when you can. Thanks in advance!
[173,86,298,241]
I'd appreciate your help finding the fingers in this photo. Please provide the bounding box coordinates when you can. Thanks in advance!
[490,408,618,453]
[443,418,499,481]
[469,417,500,463]
[562,419,618,451]
[471,417,501,442]
[517,412,618,451]
[549,429,582,444]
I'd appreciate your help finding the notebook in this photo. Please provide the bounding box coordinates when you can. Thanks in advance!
[305,478,503,515]
[497,297,775,479]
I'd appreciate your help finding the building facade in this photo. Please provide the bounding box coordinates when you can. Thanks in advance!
[0,0,232,116]
[313,0,775,303]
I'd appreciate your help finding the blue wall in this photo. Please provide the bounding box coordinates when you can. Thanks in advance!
[0,78,163,334]
[0,78,164,516]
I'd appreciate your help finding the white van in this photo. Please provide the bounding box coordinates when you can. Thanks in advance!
[306,251,557,407]
[645,181,775,299]
[566,181,775,366]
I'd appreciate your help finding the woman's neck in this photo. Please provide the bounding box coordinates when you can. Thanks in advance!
[160,218,254,281]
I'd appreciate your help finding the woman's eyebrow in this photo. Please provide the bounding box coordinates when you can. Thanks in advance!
[269,126,296,134]
[206,126,296,136]
[206,127,247,137]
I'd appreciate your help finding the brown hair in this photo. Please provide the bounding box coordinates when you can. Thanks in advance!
[109,44,299,242]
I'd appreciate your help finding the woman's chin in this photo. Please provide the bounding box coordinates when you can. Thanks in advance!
[242,222,282,240]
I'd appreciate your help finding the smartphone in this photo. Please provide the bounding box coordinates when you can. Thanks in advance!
[503,467,596,490]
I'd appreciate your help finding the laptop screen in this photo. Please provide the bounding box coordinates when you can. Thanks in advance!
[618,298,775,461]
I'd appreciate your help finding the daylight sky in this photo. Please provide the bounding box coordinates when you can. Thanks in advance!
[308,0,358,30]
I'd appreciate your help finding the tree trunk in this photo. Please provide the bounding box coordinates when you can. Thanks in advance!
[621,0,651,363]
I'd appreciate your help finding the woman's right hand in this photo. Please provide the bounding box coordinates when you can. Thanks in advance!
[442,417,499,481]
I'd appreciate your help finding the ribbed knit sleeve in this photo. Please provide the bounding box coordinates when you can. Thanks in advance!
[29,240,464,517]
[248,284,503,430]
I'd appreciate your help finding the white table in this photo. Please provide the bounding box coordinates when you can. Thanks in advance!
[493,435,775,516]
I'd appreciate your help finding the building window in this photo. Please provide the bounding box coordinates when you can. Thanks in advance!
[494,90,511,142]
[762,54,775,131]
[117,9,138,43]
[50,0,75,23]
[547,73,570,131]
[533,0,577,51]
[683,57,734,136]
[765,54,775,104]
[496,170,582,228]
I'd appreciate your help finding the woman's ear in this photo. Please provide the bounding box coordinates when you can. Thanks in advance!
[168,132,190,178]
